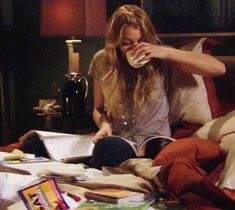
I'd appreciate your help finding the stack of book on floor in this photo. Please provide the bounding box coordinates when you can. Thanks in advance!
[84,188,147,204]
[78,188,156,210]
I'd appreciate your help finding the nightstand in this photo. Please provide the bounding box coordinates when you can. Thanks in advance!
[33,112,97,134]
[34,113,63,132]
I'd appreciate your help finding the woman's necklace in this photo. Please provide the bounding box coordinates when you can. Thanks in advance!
[118,73,138,129]
[118,103,136,128]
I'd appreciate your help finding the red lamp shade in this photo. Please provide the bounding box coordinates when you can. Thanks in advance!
[40,0,106,37]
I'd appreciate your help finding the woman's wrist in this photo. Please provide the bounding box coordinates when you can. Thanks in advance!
[94,113,110,127]
[100,121,111,129]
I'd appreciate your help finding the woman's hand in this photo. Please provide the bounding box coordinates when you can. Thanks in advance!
[94,122,112,141]
[131,42,225,76]
[131,42,170,61]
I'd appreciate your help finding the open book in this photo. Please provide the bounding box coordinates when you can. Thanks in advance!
[20,130,174,162]
[20,130,95,162]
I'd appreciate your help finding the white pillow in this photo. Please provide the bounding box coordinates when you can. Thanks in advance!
[169,38,212,125]
[216,133,235,190]
[192,109,235,142]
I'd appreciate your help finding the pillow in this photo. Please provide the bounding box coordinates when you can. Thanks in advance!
[153,137,226,169]
[192,109,235,143]
[213,56,235,116]
[203,76,220,118]
[217,133,235,190]
[169,38,214,125]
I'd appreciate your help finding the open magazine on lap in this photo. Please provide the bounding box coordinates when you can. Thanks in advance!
[111,135,175,157]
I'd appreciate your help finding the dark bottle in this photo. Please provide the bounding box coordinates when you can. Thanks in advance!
[62,72,88,129]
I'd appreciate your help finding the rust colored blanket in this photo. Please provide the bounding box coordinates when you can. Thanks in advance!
[155,138,235,210]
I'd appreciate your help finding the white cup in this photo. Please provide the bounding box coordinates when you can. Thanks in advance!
[126,50,150,68]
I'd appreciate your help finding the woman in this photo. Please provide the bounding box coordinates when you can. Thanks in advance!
[89,4,225,169]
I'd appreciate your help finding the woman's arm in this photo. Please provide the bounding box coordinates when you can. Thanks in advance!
[132,42,226,77]
[93,79,112,140]
[159,46,226,77]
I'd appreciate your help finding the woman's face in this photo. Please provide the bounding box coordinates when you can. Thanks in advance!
[118,25,142,56]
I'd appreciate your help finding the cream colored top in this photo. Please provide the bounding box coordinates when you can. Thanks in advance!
[89,49,171,144]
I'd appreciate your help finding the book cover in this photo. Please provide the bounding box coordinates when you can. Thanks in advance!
[84,188,146,204]
[8,192,85,210]
[18,178,68,210]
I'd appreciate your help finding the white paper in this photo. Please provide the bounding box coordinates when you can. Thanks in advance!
[0,172,39,202]
[2,161,84,176]
[28,130,95,161]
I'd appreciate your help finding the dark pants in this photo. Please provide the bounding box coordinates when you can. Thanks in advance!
[91,136,172,169]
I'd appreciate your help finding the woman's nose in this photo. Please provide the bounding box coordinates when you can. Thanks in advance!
[128,42,138,51]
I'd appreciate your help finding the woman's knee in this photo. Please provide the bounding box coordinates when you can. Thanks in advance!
[145,138,172,159]
[91,136,137,169]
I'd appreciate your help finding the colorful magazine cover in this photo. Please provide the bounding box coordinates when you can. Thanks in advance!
[18,178,69,210]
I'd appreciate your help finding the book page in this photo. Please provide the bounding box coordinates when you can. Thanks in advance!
[22,130,95,161]
[2,161,85,176]
[137,135,175,156]
[40,133,95,161]
[19,130,73,144]
[85,188,142,198]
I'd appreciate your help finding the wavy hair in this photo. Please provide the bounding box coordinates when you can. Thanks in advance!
[101,4,163,118]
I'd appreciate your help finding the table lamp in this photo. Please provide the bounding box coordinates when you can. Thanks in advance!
[40,0,106,130]
[40,0,106,74]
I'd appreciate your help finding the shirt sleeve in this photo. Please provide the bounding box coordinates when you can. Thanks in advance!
[88,49,106,81]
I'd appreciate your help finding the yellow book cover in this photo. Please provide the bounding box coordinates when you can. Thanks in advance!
[18,178,68,210]
[84,188,146,204]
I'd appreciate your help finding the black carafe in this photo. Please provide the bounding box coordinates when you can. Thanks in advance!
[62,72,88,131]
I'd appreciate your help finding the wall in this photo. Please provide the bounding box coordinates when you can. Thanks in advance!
[144,0,235,33]
[0,0,105,144]
[1,0,143,144]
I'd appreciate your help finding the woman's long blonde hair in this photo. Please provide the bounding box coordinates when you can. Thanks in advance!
[100,4,163,118]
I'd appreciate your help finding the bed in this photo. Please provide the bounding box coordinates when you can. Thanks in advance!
[1,38,235,210]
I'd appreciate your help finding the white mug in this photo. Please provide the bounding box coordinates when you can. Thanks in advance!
[126,50,150,68]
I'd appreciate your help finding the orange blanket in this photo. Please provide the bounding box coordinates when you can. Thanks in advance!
[154,138,235,210]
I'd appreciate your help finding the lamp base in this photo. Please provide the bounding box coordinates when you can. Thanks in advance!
[61,73,88,130]
[66,39,81,74]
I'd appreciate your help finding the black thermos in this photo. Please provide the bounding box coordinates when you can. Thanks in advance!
[62,72,88,129]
